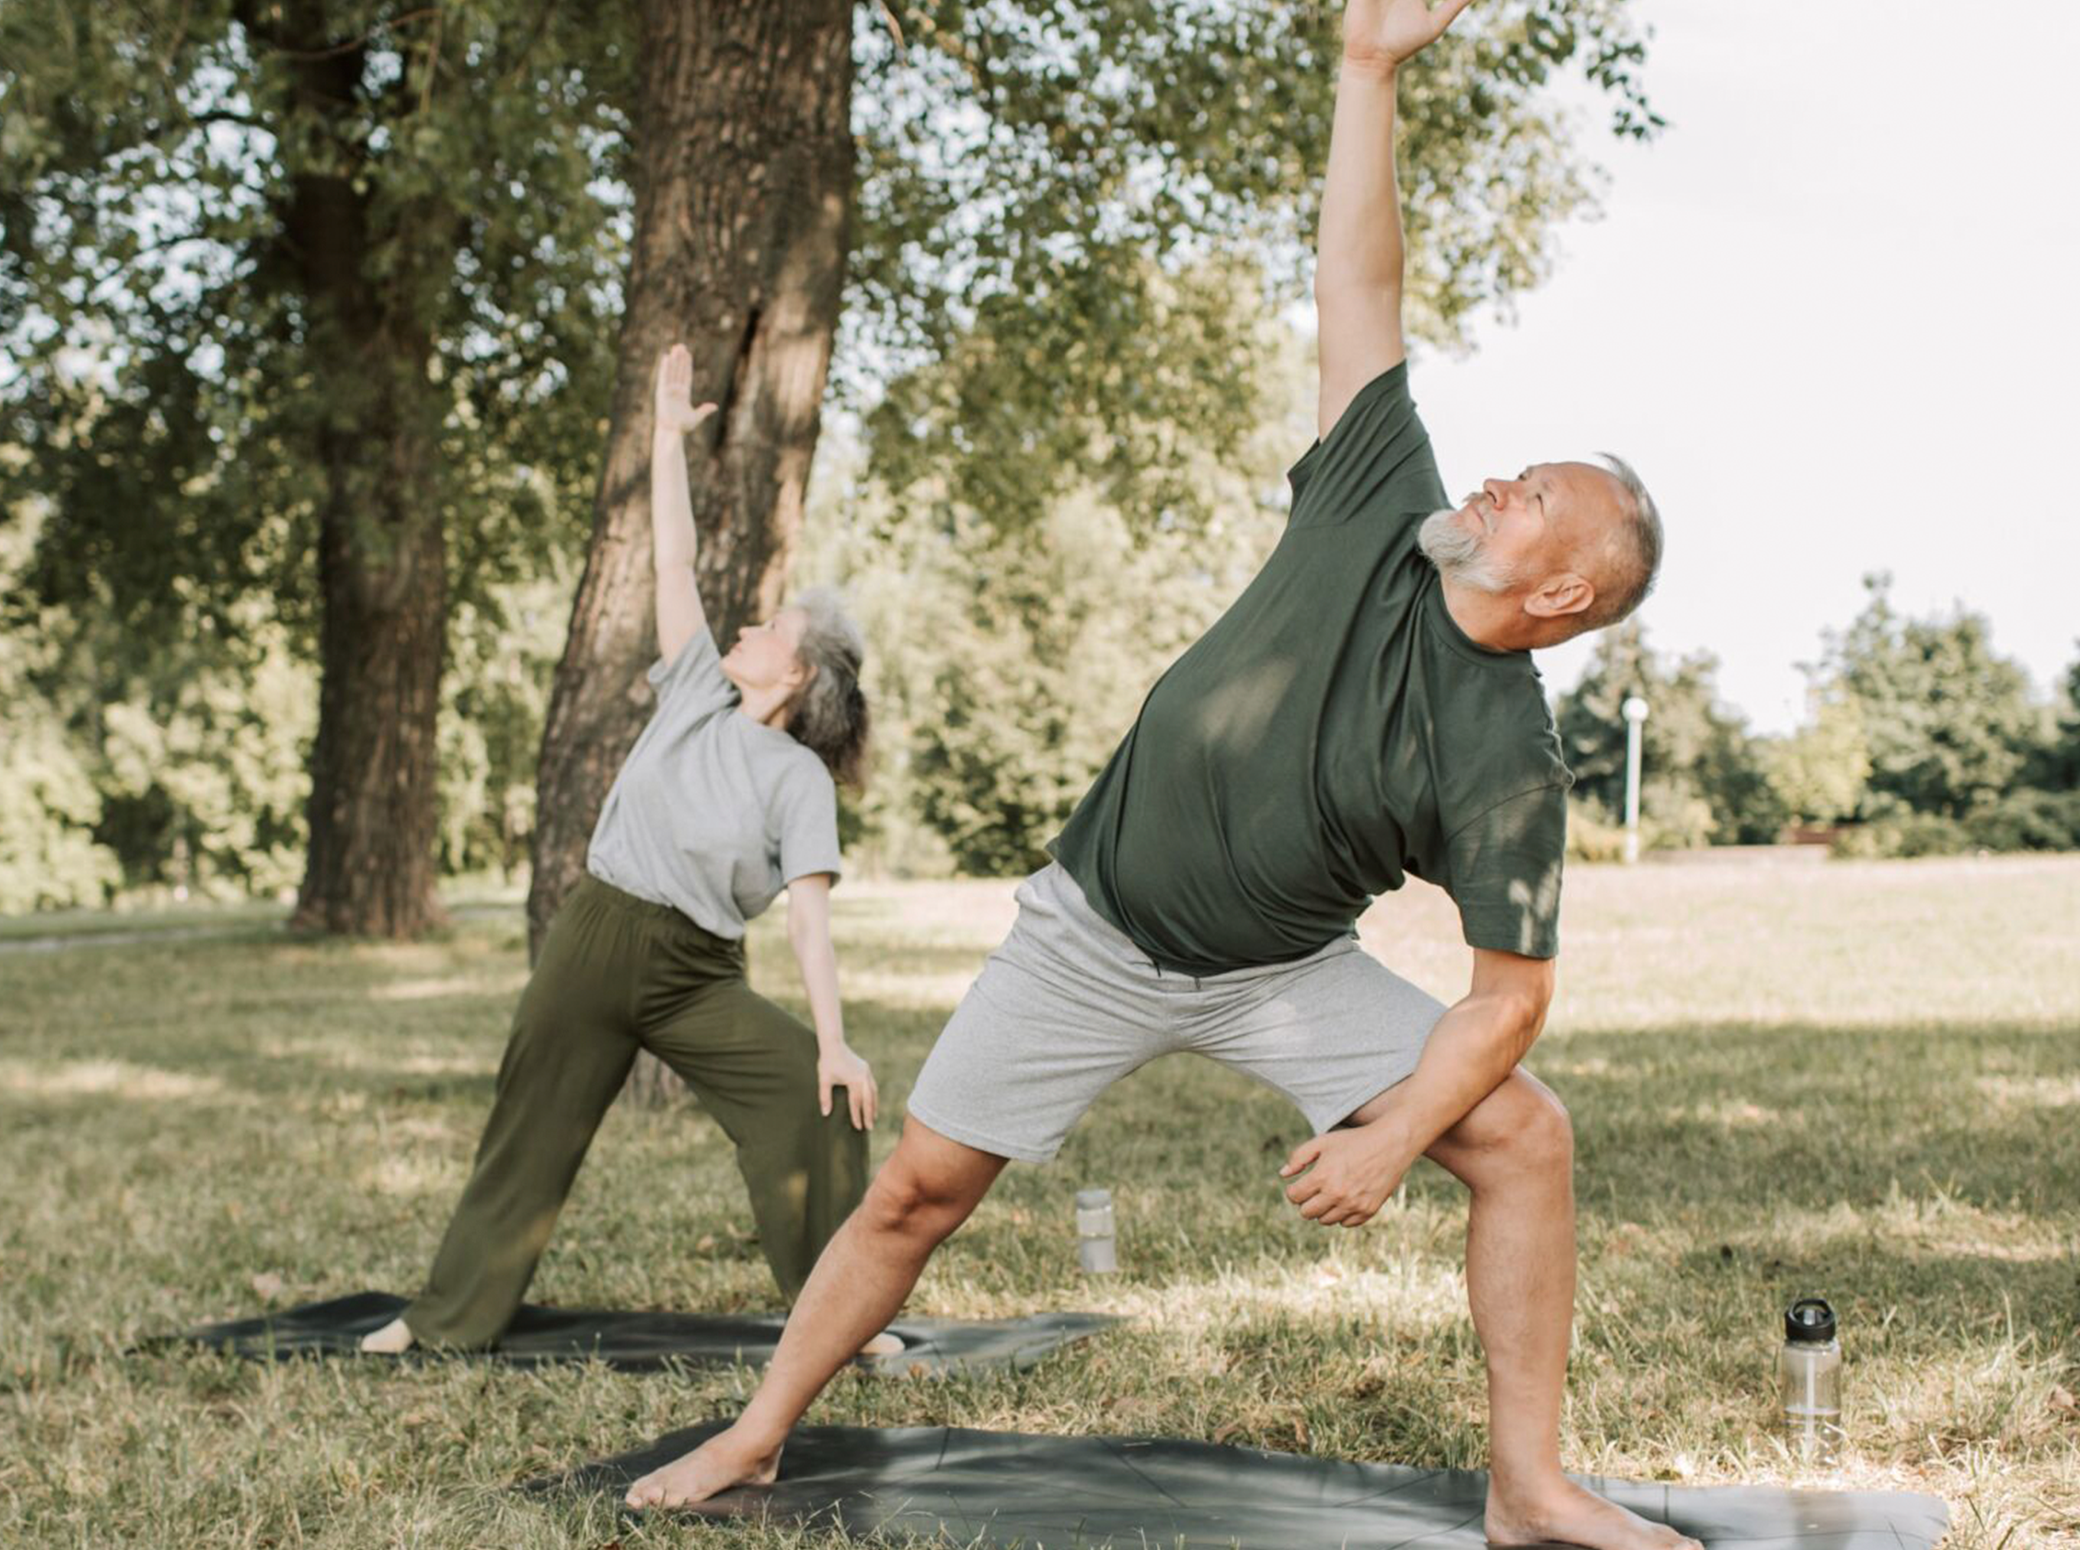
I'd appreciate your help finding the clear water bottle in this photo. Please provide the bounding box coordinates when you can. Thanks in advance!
[1778,1296,1845,1465]
[1075,1187,1118,1273]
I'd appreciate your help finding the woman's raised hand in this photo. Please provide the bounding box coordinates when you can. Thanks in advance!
[654,343,717,437]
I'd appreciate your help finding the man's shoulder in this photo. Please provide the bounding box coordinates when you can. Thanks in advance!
[1424,672,1572,828]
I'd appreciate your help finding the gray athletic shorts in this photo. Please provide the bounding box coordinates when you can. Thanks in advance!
[906,863,1448,1163]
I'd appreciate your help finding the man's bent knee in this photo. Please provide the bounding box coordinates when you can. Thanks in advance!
[857,1168,973,1248]
[854,1123,1001,1245]
[1431,1070,1573,1180]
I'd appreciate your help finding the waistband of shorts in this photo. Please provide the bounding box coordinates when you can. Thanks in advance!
[1033,863,1351,986]
[573,872,742,953]
[1030,863,1145,956]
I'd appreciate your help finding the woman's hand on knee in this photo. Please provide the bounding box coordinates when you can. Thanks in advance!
[817,1043,878,1129]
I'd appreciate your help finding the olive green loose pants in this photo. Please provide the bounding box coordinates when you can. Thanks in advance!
[403,875,867,1349]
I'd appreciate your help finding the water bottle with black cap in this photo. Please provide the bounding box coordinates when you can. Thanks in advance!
[1779,1295,1845,1465]
[1075,1187,1118,1273]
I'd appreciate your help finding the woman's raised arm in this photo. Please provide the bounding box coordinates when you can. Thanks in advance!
[651,343,717,662]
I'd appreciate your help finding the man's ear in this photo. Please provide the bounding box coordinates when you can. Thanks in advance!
[1524,572,1594,621]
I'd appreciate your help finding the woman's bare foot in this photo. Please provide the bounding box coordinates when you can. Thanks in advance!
[1487,1476,1703,1550]
[624,1424,783,1509]
[359,1317,416,1355]
[857,1329,903,1357]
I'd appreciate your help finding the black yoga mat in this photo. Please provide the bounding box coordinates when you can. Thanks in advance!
[534,1422,1951,1550]
[165,1292,1116,1376]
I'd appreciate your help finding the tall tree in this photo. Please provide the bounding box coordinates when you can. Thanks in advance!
[2,0,626,935]
[1816,574,2041,819]
[529,0,1664,946]
[1764,695,1870,827]
[2022,647,2080,794]
[1556,620,1774,846]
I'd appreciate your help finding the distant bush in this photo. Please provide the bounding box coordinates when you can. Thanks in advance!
[0,713,121,911]
[1961,789,2080,853]
[1566,799,1629,862]
[1833,793,2080,858]
[0,519,120,910]
[1830,813,1972,859]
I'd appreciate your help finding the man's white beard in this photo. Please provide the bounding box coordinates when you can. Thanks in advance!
[1417,508,1515,594]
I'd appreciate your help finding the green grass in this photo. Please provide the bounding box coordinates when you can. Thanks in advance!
[3,857,2078,1547]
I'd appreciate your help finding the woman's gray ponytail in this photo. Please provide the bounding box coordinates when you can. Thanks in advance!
[787,587,871,788]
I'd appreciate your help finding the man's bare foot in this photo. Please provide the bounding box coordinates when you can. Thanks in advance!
[624,1425,782,1509]
[857,1329,903,1358]
[1487,1476,1703,1550]
[359,1317,416,1355]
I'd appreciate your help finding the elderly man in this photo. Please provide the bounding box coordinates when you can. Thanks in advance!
[628,3,1689,1545]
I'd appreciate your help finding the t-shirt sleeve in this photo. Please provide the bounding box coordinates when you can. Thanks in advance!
[1444,783,1568,959]
[1285,361,1448,528]
[773,758,844,887]
[646,627,735,717]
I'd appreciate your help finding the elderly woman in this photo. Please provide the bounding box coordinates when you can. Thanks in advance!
[363,344,878,1354]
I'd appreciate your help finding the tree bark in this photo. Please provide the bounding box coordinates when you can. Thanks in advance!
[529,0,854,1018]
[258,2,451,939]
[291,333,449,938]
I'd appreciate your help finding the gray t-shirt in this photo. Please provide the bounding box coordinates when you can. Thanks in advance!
[585,627,843,939]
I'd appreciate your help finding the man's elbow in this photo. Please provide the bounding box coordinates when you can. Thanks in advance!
[1490,969,1555,1061]
[1503,990,1550,1060]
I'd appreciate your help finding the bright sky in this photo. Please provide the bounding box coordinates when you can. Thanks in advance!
[1410,0,2080,732]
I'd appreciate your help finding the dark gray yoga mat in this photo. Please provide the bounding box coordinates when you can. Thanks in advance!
[165,1292,1116,1375]
[535,1422,1951,1550]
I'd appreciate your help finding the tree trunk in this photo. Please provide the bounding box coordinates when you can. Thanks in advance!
[264,6,451,939]
[529,0,854,1064]
[291,376,448,937]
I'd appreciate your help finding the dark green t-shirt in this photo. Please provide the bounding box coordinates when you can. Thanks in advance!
[1050,362,1572,974]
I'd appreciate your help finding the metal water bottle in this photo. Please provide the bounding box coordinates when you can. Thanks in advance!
[1778,1296,1844,1465]
[1075,1187,1118,1273]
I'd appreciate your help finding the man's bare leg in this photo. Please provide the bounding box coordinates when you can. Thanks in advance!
[1366,1071,1698,1550]
[625,1118,1007,1508]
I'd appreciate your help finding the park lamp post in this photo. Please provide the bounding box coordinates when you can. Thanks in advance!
[1622,695,1650,865]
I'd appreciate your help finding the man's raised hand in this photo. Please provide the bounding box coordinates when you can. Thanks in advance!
[1342,0,1476,73]
[654,343,717,438]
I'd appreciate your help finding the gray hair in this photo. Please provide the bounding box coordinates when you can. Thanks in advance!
[786,587,870,788]
[1576,452,1663,631]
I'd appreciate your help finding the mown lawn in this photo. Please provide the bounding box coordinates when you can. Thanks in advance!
[3,857,2077,1547]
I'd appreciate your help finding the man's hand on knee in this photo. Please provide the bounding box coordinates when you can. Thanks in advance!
[1280,1124,1417,1227]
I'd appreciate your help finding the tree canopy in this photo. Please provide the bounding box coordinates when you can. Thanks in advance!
[849,0,1660,536]
[1,0,626,633]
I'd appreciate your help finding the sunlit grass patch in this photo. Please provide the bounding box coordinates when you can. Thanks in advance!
[0,1057,233,1104]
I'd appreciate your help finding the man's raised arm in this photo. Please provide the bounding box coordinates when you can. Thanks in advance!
[1315,0,1475,437]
